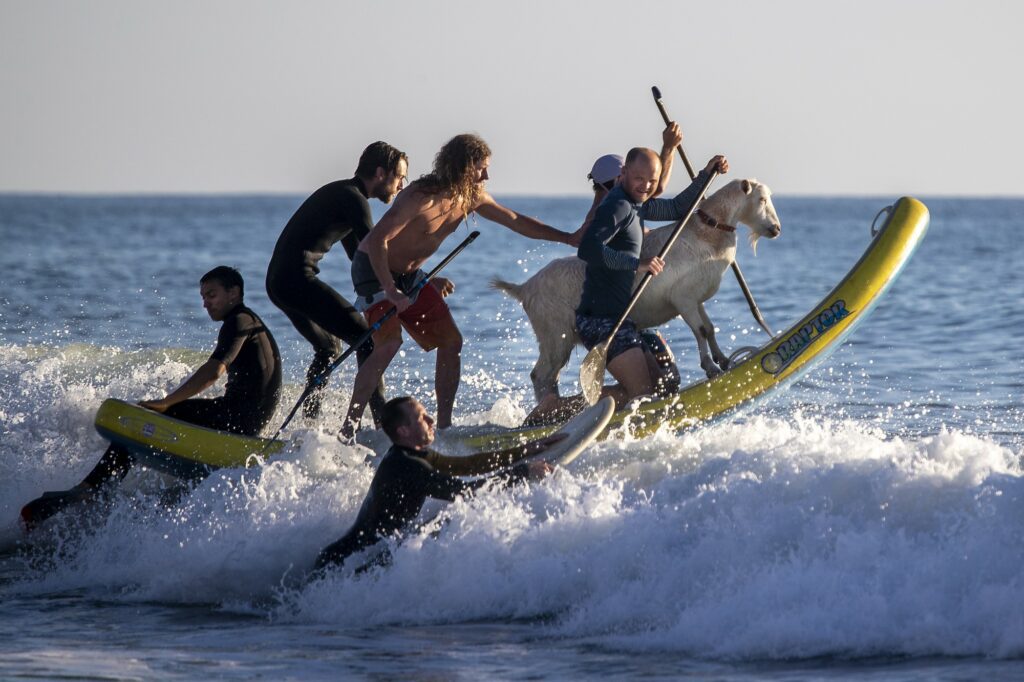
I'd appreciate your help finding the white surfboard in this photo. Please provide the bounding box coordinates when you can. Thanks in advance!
[539,396,615,465]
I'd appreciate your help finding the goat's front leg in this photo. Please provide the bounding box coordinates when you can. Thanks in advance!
[698,302,730,371]
[678,305,723,378]
[529,330,576,403]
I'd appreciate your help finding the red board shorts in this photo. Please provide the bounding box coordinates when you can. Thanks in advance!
[365,281,458,351]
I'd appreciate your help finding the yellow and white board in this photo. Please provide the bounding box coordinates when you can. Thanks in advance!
[459,196,930,450]
[92,197,928,468]
[94,400,284,478]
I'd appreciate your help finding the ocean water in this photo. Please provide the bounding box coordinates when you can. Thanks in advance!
[1,191,1022,680]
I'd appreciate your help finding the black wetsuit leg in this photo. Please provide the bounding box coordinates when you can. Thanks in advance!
[268,277,386,424]
[21,394,274,531]
[315,529,379,570]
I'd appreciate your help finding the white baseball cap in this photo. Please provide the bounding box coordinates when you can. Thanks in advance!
[588,154,623,184]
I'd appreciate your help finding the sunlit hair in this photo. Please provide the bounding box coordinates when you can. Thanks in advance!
[200,265,244,298]
[415,134,492,214]
[381,396,417,442]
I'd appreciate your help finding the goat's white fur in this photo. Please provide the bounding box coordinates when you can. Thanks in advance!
[493,178,781,401]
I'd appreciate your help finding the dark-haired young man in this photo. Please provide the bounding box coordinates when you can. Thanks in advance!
[266,141,409,426]
[20,266,282,529]
[315,395,557,570]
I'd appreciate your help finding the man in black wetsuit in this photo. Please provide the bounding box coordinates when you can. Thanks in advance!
[266,141,408,425]
[21,266,282,529]
[315,396,557,570]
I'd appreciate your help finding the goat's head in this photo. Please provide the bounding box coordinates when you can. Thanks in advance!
[732,178,781,255]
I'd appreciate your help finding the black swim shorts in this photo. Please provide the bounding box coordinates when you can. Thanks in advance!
[575,312,644,363]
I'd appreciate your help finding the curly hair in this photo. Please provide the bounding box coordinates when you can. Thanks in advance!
[415,134,492,213]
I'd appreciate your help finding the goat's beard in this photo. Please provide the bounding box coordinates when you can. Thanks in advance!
[748,232,761,256]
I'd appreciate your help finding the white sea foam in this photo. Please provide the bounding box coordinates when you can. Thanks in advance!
[3,344,1024,661]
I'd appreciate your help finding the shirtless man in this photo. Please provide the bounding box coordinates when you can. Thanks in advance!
[345,134,580,433]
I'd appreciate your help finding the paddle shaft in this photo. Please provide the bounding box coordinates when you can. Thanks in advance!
[651,86,774,336]
[263,230,481,447]
[597,170,719,354]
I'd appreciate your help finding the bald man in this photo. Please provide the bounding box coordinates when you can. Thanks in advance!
[575,148,728,406]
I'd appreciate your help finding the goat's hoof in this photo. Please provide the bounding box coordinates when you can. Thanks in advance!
[702,364,724,379]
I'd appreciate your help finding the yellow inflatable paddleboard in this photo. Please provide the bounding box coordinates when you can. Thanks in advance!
[94,198,928,466]
[458,196,930,449]
[94,400,284,478]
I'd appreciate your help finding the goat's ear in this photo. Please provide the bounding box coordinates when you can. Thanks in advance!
[741,179,752,194]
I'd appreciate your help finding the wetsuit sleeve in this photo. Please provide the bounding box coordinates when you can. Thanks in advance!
[640,169,710,223]
[339,189,375,261]
[210,312,252,367]
[424,448,531,477]
[419,459,531,502]
[419,466,484,502]
[577,200,641,271]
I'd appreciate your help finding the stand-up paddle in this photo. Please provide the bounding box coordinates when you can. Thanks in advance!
[651,86,774,337]
[263,230,481,448]
[580,171,719,405]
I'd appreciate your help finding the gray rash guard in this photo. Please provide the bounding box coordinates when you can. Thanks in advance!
[576,170,710,319]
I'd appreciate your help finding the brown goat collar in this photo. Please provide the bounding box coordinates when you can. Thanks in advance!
[696,208,736,233]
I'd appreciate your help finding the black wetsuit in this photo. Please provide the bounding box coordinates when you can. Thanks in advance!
[21,304,283,529]
[265,178,385,421]
[83,303,283,486]
[315,445,529,569]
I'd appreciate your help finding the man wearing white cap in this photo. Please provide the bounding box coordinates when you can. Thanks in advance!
[575,124,728,407]
[579,122,683,234]
[523,124,688,424]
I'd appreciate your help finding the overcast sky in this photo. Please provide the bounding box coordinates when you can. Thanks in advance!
[1,0,1019,196]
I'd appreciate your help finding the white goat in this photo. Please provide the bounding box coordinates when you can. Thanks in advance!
[493,178,781,402]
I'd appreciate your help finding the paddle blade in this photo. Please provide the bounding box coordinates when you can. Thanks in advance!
[579,344,608,405]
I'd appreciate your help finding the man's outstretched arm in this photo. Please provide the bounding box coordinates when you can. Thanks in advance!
[476,193,580,247]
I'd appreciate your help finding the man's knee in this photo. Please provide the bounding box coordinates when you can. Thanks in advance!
[374,337,403,362]
[607,347,654,398]
[439,328,463,352]
[430,319,462,353]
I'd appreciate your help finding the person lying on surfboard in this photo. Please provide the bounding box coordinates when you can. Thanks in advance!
[315,396,558,571]
[20,266,283,531]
